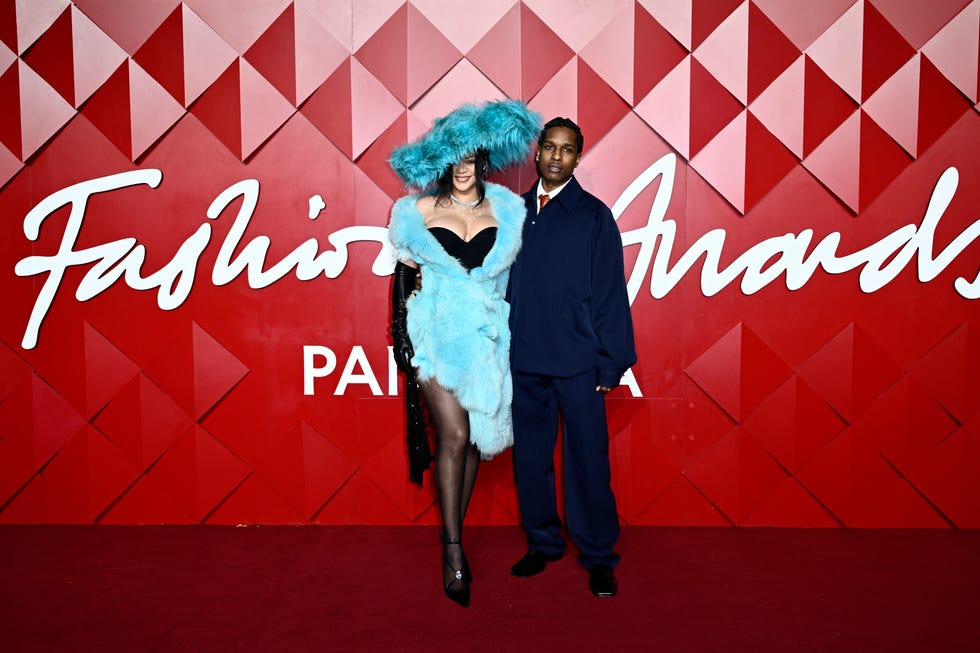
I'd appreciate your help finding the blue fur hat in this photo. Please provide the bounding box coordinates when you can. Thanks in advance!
[389,99,541,191]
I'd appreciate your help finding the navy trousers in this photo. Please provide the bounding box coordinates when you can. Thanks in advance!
[512,368,620,568]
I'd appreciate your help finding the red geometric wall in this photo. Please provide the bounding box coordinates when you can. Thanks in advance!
[1,0,979,527]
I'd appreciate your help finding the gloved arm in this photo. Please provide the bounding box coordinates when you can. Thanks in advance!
[391,261,432,485]
[391,261,419,374]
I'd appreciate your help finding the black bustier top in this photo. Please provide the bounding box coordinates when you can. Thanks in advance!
[428,227,497,271]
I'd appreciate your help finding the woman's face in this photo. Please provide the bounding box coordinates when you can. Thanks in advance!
[452,154,478,195]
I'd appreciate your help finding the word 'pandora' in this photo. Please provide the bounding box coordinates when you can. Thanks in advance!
[14,154,980,350]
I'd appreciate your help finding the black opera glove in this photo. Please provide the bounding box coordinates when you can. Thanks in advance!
[391,261,419,375]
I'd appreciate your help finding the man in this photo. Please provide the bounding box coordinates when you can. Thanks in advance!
[507,117,637,598]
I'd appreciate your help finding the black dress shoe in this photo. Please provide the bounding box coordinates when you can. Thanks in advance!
[510,550,563,578]
[588,564,618,598]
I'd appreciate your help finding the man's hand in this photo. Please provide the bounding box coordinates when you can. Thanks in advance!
[596,385,613,393]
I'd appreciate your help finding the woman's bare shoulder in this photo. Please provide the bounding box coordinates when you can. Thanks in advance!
[416,194,440,223]
[415,195,437,210]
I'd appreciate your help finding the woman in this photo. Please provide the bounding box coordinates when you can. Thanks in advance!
[387,100,540,607]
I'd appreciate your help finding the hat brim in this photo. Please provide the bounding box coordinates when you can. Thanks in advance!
[389,100,541,191]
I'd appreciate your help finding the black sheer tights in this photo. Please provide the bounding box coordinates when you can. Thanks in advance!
[420,379,480,582]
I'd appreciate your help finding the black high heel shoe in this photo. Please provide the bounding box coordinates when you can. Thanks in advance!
[440,531,473,581]
[441,537,470,608]
[461,550,473,583]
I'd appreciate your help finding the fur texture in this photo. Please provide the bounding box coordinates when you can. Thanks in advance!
[387,183,526,457]
[389,100,541,191]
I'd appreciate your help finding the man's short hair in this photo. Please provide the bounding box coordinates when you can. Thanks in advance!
[539,117,584,154]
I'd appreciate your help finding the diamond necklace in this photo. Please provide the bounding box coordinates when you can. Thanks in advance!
[449,194,480,208]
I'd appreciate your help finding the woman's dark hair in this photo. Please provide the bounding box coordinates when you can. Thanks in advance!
[432,148,491,207]
[538,117,584,154]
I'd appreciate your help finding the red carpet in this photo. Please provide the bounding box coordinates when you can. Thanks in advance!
[1,526,977,652]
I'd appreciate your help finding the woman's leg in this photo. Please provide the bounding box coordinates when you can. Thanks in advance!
[460,444,480,523]
[420,380,474,601]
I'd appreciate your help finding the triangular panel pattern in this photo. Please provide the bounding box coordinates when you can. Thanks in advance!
[518,3,575,101]
[133,4,238,108]
[806,0,916,103]
[909,323,980,424]
[1,60,74,161]
[797,322,905,424]
[149,424,250,521]
[466,2,523,99]
[80,59,185,160]
[39,425,140,522]
[921,0,979,103]
[694,1,801,106]
[244,2,348,106]
[190,322,249,421]
[92,373,191,470]
[183,0,289,54]
[354,3,462,107]
[189,58,295,160]
[412,0,512,54]
[864,53,972,158]
[259,421,358,520]
[2,0,980,530]
[22,5,127,108]
[72,0,179,55]
[742,375,847,474]
[685,426,789,524]
[907,428,980,528]
[0,374,86,505]
[852,376,958,475]
[685,322,794,421]
[3,0,69,55]
[803,109,912,212]
[0,141,22,189]
[82,322,141,419]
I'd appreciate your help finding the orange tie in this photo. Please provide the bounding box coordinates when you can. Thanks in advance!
[538,193,550,210]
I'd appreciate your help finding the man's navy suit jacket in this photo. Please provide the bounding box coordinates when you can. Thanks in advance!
[508,176,636,388]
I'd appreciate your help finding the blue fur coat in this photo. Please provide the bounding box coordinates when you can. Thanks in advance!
[388,183,526,458]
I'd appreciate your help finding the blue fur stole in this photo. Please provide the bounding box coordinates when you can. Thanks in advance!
[387,183,526,457]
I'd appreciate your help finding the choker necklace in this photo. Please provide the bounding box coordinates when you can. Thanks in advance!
[449,194,480,208]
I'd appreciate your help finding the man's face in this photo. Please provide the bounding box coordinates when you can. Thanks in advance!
[536,126,581,191]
